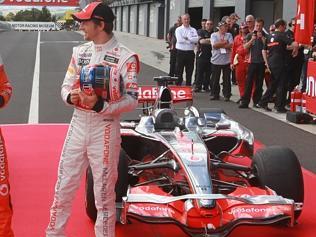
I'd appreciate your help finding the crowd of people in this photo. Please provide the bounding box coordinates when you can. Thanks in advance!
[167,13,316,113]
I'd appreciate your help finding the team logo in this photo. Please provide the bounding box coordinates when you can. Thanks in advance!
[127,62,137,72]
[126,82,138,90]
[0,184,8,196]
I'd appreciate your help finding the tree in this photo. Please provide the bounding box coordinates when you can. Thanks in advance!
[0,15,5,21]
[39,6,52,21]
[13,7,52,21]
[14,8,41,21]
[5,12,15,21]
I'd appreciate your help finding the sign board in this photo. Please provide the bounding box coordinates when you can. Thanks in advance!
[138,86,193,103]
[0,0,79,7]
[8,21,59,31]
[306,61,316,114]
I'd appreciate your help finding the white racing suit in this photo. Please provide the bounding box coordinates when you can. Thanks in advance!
[0,55,14,237]
[46,36,139,237]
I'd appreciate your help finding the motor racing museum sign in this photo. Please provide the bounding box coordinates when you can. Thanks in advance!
[0,0,78,6]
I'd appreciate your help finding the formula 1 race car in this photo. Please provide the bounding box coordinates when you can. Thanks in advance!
[85,76,304,237]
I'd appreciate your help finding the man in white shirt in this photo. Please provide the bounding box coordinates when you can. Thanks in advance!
[175,13,198,86]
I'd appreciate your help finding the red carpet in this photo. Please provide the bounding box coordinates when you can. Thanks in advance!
[1,124,315,237]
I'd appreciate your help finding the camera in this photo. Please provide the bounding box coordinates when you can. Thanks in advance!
[166,41,171,49]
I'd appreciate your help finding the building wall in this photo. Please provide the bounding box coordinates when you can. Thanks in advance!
[283,0,296,22]
[138,4,148,36]
[149,3,158,37]
[122,6,129,32]
[110,0,299,40]
[214,0,235,7]
[169,0,186,29]
[130,5,138,34]
[116,7,122,31]
[189,0,203,8]
[234,0,247,22]
[251,0,275,28]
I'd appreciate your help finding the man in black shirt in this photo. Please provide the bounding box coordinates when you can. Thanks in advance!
[259,19,299,112]
[194,19,214,92]
[285,18,304,103]
[229,13,240,38]
[167,16,182,77]
[239,18,267,108]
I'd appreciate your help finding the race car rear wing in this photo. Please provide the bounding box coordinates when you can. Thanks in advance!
[138,85,193,104]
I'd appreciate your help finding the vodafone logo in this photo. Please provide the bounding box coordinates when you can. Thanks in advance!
[0,184,9,196]
[228,207,266,215]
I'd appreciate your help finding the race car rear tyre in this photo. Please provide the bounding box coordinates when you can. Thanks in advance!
[85,149,129,222]
[252,146,304,220]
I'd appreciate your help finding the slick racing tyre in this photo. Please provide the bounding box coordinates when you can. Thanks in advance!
[252,146,304,219]
[85,149,129,222]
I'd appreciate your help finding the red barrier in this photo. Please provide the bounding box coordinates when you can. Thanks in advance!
[290,89,302,112]
[306,61,316,114]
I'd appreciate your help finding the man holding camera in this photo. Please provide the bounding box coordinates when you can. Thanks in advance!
[239,18,267,109]
[0,54,13,237]
[46,2,139,237]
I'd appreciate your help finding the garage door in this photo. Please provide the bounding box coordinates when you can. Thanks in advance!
[214,0,235,7]
[188,0,203,8]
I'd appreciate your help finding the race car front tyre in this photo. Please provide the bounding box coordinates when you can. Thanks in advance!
[85,149,129,222]
[252,145,304,220]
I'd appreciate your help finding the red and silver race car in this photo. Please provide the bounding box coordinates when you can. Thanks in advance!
[85,76,304,237]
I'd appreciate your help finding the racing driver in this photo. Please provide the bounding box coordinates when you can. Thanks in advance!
[0,54,13,237]
[46,2,139,237]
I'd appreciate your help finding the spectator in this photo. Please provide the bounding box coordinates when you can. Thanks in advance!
[226,14,238,85]
[263,24,276,89]
[229,13,240,38]
[210,21,233,101]
[167,16,182,77]
[239,18,267,109]
[194,18,208,86]
[259,19,299,113]
[175,13,199,86]
[194,19,214,92]
[245,15,255,33]
[198,18,207,34]
[285,18,304,104]
[231,22,250,103]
